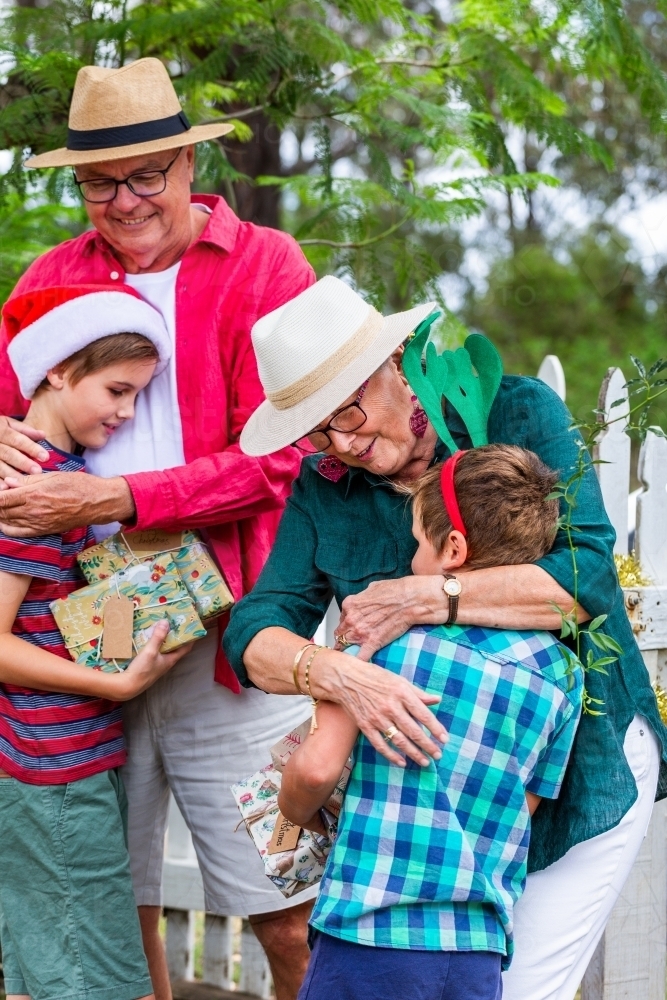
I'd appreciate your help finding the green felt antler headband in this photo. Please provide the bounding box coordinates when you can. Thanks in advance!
[403,314,503,455]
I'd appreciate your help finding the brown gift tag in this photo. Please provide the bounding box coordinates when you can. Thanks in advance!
[267,811,301,855]
[123,530,185,556]
[102,595,134,660]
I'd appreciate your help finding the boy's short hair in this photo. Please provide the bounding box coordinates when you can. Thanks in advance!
[35,333,159,393]
[408,444,559,569]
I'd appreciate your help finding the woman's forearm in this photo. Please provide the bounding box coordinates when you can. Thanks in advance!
[457,564,590,629]
[336,564,589,661]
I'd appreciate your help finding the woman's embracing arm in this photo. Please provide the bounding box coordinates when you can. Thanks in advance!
[336,378,607,661]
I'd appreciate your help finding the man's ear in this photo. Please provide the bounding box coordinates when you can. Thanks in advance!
[185,144,196,182]
[440,530,468,571]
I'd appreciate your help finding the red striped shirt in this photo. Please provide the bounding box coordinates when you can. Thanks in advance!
[0,442,126,784]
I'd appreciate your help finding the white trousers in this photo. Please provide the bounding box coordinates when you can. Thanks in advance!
[503,713,661,1000]
[122,631,317,916]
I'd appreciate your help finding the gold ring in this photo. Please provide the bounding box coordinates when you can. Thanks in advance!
[382,725,399,742]
[337,633,351,648]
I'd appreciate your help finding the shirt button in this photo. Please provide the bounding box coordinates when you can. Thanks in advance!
[110,271,120,280]
[640,729,645,736]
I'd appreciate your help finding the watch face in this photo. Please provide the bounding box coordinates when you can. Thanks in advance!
[444,577,462,597]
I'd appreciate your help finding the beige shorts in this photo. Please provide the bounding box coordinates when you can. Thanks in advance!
[122,630,316,916]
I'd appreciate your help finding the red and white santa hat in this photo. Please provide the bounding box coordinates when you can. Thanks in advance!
[2,284,171,399]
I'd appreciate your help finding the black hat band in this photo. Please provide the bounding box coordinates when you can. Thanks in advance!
[67,111,191,151]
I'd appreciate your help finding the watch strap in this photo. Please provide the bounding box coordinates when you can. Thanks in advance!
[443,573,459,626]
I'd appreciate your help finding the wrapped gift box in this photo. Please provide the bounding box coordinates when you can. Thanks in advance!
[77,529,234,622]
[231,747,352,898]
[51,554,207,672]
[231,763,332,898]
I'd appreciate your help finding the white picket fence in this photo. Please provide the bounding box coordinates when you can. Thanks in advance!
[163,354,667,999]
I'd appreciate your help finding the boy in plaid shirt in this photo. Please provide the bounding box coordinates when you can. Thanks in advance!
[279,444,583,1000]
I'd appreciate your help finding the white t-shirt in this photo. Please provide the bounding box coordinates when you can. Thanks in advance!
[85,206,211,539]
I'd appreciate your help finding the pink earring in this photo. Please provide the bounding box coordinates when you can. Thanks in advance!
[409,394,428,438]
[317,455,349,482]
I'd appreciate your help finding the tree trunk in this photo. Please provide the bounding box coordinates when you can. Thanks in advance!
[221,109,282,229]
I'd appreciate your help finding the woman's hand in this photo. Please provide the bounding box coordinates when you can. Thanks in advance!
[336,576,447,660]
[336,566,588,661]
[310,648,447,769]
[244,627,448,769]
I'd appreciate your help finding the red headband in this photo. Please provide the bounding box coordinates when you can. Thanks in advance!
[440,450,467,536]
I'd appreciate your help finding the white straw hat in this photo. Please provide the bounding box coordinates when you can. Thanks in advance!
[241,276,437,456]
[25,58,235,168]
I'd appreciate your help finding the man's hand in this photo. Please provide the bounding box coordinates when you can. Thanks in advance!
[0,416,50,478]
[0,471,136,536]
[335,576,448,661]
[115,621,192,701]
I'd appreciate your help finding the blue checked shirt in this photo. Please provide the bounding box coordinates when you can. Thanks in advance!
[310,624,583,967]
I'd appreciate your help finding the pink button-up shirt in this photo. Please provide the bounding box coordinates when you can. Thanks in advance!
[0,194,315,690]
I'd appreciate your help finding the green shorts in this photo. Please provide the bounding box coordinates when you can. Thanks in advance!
[0,768,153,1000]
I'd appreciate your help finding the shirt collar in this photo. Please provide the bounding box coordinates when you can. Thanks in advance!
[87,193,240,260]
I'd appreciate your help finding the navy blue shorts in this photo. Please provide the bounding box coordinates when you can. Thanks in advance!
[298,933,503,1000]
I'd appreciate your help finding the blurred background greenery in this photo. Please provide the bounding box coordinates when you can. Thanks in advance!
[0,0,667,422]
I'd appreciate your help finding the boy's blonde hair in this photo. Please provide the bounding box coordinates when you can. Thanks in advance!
[405,444,559,569]
[35,333,158,393]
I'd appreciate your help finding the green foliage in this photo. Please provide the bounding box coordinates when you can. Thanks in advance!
[464,224,667,423]
[0,0,667,311]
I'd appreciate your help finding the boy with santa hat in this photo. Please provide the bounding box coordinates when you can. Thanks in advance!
[0,285,189,1000]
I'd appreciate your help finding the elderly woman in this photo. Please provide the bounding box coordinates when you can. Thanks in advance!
[224,275,665,1000]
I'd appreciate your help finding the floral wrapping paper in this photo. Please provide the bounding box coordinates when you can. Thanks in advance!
[76,529,234,622]
[231,754,352,898]
[50,555,207,672]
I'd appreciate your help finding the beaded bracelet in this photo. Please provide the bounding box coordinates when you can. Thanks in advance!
[303,645,327,733]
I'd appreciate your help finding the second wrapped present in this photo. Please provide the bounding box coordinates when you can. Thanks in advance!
[50,554,207,671]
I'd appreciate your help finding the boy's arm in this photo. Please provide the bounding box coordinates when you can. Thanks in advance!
[278,702,360,829]
[0,570,189,700]
[526,791,541,815]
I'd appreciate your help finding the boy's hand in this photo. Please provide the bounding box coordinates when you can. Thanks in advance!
[114,621,192,700]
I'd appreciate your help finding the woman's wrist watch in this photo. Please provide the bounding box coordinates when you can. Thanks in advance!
[442,573,462,625]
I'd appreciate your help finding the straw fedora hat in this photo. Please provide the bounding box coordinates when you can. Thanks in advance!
[240,276,437,456]
[25,58,235,168]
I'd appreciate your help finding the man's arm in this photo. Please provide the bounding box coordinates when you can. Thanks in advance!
[278,701,359,829]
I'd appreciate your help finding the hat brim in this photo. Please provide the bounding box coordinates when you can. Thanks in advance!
[240,301,438,457]
[24,123,235,168]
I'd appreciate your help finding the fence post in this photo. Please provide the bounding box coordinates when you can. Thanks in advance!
[594,367,630,556]
[537,354,566,401]
[636,429,667,584]
[164,908,196,982]
[581,423,667,1000]
[202,914,235,990]
[240,920,272,999]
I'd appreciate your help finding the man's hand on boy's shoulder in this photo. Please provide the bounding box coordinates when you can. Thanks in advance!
[0,415,50,477]
[0,471,135,536]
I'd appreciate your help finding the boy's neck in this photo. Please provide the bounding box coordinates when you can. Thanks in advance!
[24,394,75,454]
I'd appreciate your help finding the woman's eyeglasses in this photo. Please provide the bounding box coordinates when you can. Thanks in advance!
[294,381,369,453]
[73,148,182,204]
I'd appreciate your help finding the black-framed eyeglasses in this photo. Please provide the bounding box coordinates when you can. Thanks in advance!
[294,380,369,453]
[73,148,183,204]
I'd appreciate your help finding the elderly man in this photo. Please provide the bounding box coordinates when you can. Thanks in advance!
[0,58,315,1000]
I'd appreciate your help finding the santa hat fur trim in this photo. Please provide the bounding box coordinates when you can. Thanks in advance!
[3,284,171,399]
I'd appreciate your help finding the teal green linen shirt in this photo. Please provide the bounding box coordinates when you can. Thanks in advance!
[224,375,667,872]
